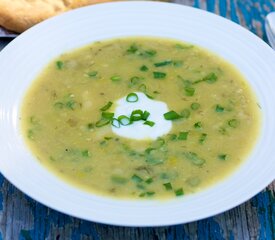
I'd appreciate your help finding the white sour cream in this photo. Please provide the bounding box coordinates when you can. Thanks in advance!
[112,92,172,140]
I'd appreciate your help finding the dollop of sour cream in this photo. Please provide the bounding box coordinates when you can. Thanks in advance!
[112,92,172,140]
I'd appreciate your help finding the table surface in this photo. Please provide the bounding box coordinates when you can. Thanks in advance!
[0,0,274,239]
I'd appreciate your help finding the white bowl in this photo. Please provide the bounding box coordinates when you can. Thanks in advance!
[0,1,274,226]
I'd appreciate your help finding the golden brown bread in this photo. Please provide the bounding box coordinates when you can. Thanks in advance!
[0,0,119,33]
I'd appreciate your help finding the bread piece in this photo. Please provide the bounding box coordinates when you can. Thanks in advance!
[0,0,118,33]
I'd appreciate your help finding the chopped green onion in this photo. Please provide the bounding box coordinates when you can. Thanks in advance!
[130,76,142,86]
[216,104,224,112]
[168,134,177,141]
[100,101,113,111]
[184,86,195,96]
[153,72,166,79]
[118,115,132,126]
[102,112,114,120]
[181,109,191,119]
[154,60,172,67]
[183,152,205,166]
[144,50,156,57]
[130,109,143,121]
[204,72,218,83]
[131,174,143,183]
[145,93,154,99]
[127,44,138,54]
[194,121,202,129]
[191,102,200,110]
[142,111,150,120]
[87,71,98,77]
[56,61,64,70]
[111,175,128,184]
[178,131,189,140]
[193,73,217,84]
[164,111,182,120]
[81,150,90,157]
[110,75,121,82]
[138,84,147,92]
[163,182,173,191]
[126,93,139,102]
[87,123,94,129]
[144,121,155,127]
[218,154,227,160]
[95,118,110,128]
[140,65,149,72]
[145,178,153,184]
[111,118,120,128]
[228,119,239,128]
[174,188,184,196]
[199,133,207,144]
[145,191,155,196]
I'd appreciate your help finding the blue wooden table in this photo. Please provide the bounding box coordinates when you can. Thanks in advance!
[0,1,274,239]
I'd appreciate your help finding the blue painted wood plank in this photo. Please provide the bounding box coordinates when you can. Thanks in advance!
[219,0,228,17]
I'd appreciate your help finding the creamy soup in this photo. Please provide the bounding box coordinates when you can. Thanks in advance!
[21,38,261,199]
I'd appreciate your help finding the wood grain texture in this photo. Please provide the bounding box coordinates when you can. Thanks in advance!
[0,1,274,239]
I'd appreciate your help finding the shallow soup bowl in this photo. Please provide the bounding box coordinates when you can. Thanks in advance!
[0,1,275,226]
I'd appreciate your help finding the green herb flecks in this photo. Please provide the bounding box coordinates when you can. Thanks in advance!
[191,102,200,110]
[178,131,189,140]
[218,154,227,160]
[163,182,173,191]
[183,152,205,166]
[56,61,64,70]
[194,121,202,129]
[140,65,149,72]
[228,119,239,128]
[111,175,128,184]
[199,133,207,144]
[216,104,224,112]
[193,73,218,84]
[154,60,173,67]
[174,188,184,196]
[164,111,182,120]
[153,72,166,79]
[100,101,113,111]
[126,93,139,102]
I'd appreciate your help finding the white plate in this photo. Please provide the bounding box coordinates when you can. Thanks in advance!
[0,2,274,227]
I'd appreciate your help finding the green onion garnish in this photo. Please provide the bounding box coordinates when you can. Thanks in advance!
[142,111,150,120]
[144,50,156,57]
[131,174,143,183]
[95,118,110,128]
[184,86,195,96]
[153,72,166,79]
[87,123,94,129]
[144,121,155,127]
[100,101,113,111]
[111,175,128,184]
[218,154,227,160]
[164,111,182,120]
[228,119,239,128]
[215,104,224,112]
[111,75,121,81]
[181,109,191,119]
[178,131,189,140]
[111,118,120,128]
[173,61,183,67]
[56,61,64,70]
[168,134,177,141]
[126,93,139,102]
[102,112,114,120]
[145,93,154,99]
[194,121,202,129]
[130,109,143,121]
[140,65,149,72]
[87,71,98,77]
[145,178,153,184]
[174,188,184,196]
[191,102,200,110]
[138,84,147,92]
[118,115,132,126]
[81,150,90,158]
[154,60,172,67]
[199,133,207,144]
[163,182,173,191]
[127,44,138,54]
[145,191,155,196]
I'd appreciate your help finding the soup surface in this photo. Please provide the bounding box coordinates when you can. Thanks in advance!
[21,37,260,199]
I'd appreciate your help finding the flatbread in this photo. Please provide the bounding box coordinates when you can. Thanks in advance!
[0,0,119,33]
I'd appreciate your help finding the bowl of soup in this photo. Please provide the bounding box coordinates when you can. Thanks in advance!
[0,1,274,226]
